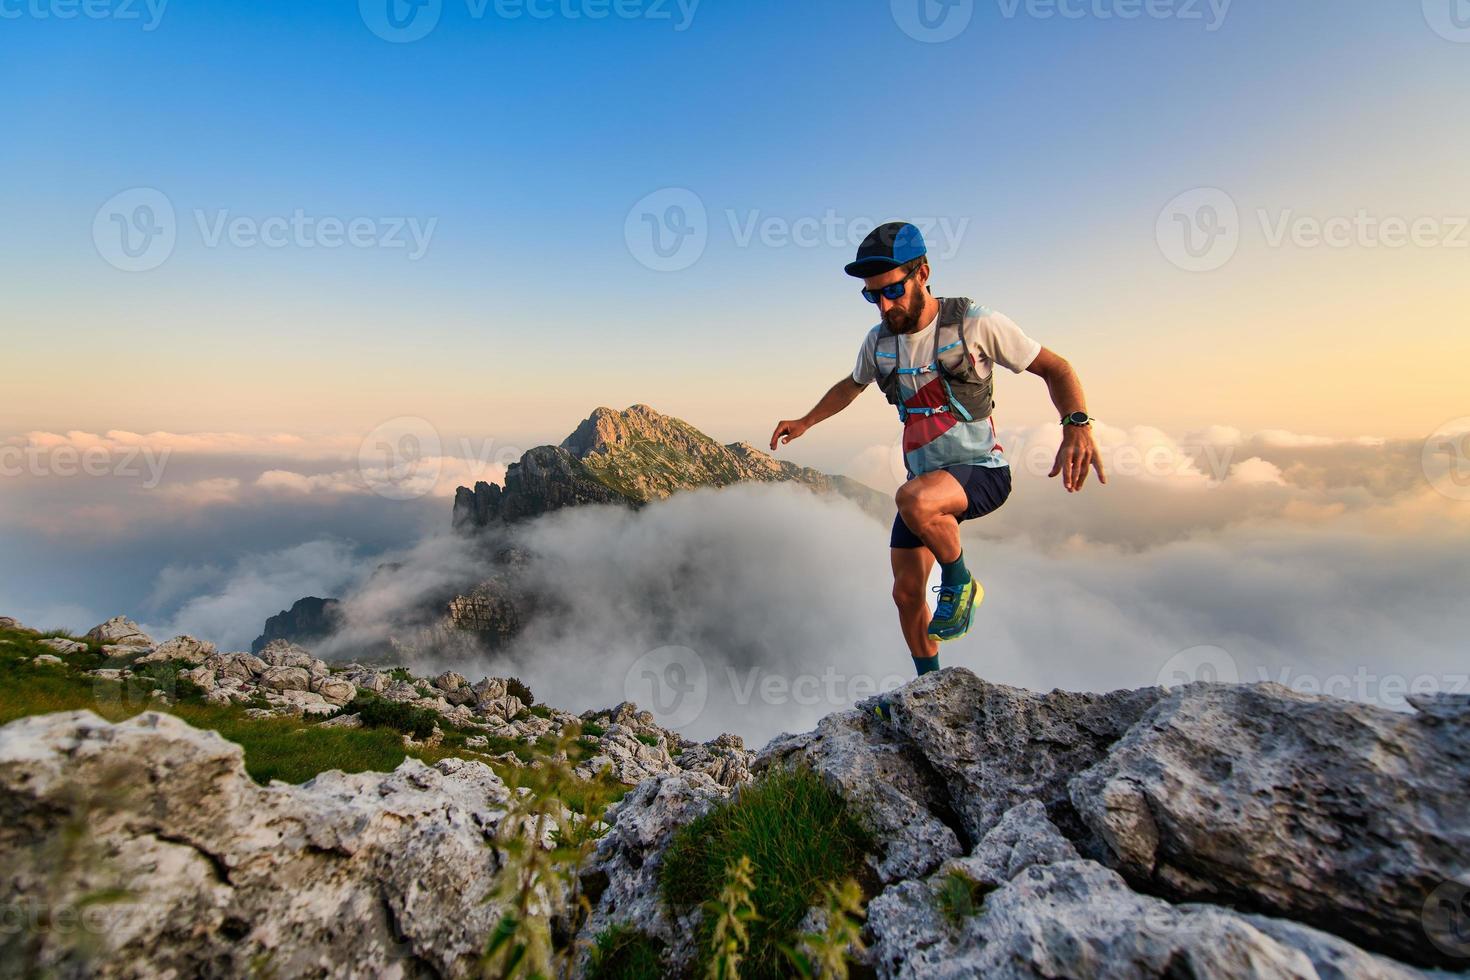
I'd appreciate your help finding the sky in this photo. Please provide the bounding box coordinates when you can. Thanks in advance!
[2,0,1468,741]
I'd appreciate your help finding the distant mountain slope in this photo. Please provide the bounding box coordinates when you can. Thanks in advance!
[453,404,887,531]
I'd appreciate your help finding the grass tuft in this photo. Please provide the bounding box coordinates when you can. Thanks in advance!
[934,869,992,927]
[659,765,873,979]
[585,924,665,980]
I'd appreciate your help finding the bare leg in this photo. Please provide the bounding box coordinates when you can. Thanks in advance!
[891,546,939,661]
[894,470,969,564]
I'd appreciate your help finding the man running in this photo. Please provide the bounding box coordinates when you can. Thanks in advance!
[769,221,1105,679]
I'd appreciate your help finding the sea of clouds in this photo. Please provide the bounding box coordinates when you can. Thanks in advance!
[2,421,1466,744]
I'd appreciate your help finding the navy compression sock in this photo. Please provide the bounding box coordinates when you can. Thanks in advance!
[913,654,940,676]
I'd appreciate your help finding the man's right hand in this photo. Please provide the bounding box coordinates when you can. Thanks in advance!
[769,419,810,451]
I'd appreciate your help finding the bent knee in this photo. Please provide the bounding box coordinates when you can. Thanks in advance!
[892,580,927,609]
[894,483,928,519]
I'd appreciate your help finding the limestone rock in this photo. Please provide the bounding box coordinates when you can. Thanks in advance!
[257,639,316,669]
[85,616,153,647]
[134,635,217,665]
[309,675,357,707]
[38,637,87,655]
[1069,682,1470,969]
[259,665,311,693]
[578,772,728,977]
[0,710,526,978]
[757,704,964,884]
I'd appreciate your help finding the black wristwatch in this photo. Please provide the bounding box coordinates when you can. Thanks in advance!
[1060,412,1094,427]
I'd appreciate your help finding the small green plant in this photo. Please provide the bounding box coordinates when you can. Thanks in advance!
[782,878,867,980]
[529,704,553,719]
[705,856,759,980]
[388,666,413,682]
[339,693,438,740]
[660,765,873,979]
[480,724,615,979]
[635,733,660,748]
[507,676,535,706]
[934,869,991,927]
[581,721,607,739]
[586,924,665,980]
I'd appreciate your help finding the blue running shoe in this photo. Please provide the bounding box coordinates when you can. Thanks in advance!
[927,577,981,642]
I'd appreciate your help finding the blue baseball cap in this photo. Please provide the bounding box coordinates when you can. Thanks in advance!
[844,221,927,278]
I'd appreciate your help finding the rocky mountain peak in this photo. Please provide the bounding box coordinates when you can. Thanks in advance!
[453,404,888,533]
[559,403,677,460]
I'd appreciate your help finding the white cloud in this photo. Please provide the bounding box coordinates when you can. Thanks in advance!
[1229,457,1287,486]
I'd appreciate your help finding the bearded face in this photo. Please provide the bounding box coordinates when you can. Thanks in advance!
[883,280,927,334]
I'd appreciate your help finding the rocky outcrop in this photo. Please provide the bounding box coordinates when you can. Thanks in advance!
[84,616,152,647]
[250,596,343,655]
[452,447,629,529]
[756,670,1163,883]
[1069,683,1470,969]
[576,771,730,976]
[0,710,529,978]
[747,669,1468,976]
[9,604,1466,980]
[135,634,216,665]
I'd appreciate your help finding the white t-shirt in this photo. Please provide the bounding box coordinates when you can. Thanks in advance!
[852,303,1041,388]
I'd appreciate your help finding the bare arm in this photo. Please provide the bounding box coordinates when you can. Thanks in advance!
[769,376,865,451]
[1026,347,1107,492]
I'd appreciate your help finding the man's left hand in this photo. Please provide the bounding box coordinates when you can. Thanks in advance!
[1049,425,1107,492]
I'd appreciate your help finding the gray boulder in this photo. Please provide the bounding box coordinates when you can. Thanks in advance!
[0,710,527,978]
[134,635,217,665]
[85,616,153,647]
[1069,683,1470,969]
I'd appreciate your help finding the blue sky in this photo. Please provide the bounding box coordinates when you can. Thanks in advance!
[2,0,1467,446]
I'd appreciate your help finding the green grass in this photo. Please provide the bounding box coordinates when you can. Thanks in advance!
[582,721,606,738]
[340,692,441,740]
[659,765,874,979]
[0,626,632,806]
[635,733,660,748]
[585,925,665,980]
[934,869,992,928]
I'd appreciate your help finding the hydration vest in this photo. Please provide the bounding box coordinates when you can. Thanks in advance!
[873,296,995,424]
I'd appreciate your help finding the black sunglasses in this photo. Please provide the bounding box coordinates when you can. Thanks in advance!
[861,265,922,304]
